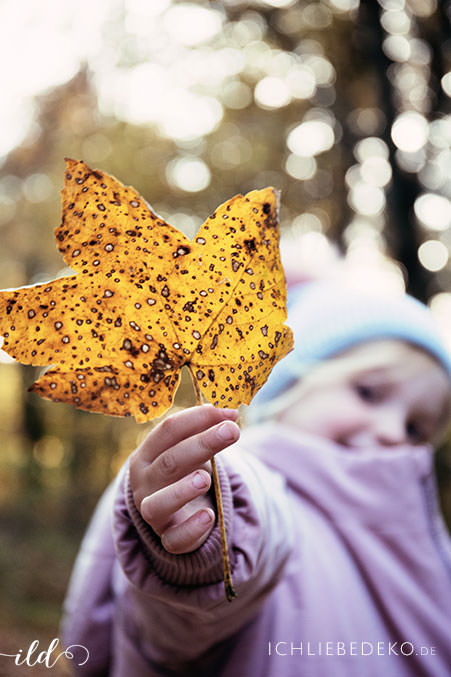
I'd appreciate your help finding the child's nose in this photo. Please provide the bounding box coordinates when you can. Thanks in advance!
[374,411,407,447]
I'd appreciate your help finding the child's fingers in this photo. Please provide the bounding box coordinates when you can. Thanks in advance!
[160,508,216,555]
[137,405,239,464]
[143,419,240,494]
[140,469,212,535]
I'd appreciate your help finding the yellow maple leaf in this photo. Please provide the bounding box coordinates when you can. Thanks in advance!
[0,159,293,423]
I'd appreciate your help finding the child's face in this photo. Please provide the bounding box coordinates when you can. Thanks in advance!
[277,340,450,450]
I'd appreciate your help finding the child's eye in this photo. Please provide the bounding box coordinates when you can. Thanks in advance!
[354,383,382,403]
[406,420,425,444]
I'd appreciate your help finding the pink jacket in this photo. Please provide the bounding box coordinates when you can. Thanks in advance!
[62,424,451,676]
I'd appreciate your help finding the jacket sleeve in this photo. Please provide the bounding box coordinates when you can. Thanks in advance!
[60,475,119,676]
[112,442,294,669]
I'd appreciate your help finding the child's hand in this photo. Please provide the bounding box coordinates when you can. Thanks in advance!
[129,405,240,555]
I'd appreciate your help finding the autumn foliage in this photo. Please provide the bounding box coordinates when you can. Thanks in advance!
[0,160,293,423]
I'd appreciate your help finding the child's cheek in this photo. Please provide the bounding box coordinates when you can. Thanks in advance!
[322,397,368,444]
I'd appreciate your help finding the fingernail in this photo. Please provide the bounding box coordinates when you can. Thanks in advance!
[222,408,239,419]
[198,509,213,526]
[193,472,208,489]
[217,421,237,441]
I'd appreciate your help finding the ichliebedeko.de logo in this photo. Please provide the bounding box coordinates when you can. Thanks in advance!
[267,641,437,657]
[0,638,89,669]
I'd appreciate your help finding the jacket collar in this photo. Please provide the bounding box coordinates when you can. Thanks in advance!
[241,423,434,529]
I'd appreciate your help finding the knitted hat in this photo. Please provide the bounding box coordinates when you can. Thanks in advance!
[253,281,451,408]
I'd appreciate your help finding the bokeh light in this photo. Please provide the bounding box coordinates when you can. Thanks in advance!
[220,80,252,109]
[286,119,335,156]
[348,182,386,216]
[380,9,411,35]
[442,72,451,98]
[286,65,316,99]
[33,436,65,469]
[166,156,211,192]
[285,154,317,180]
[354,137,389,161]
[360,157,392,187]
[414,193,451,232]
[22,174,54,203]
[254,76,291,109]
[328,0,360,12]
[418,240,449,271]
[162,3,223,47]
[383,35,411,62]
[391,111,429,152]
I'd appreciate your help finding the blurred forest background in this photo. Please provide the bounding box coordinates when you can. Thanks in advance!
[0,0,450,672]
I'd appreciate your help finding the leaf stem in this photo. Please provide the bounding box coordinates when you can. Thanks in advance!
[210,454,236,602]
[187,365,236,602]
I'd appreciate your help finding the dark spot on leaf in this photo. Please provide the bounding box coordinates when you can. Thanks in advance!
[244,238,256,253]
